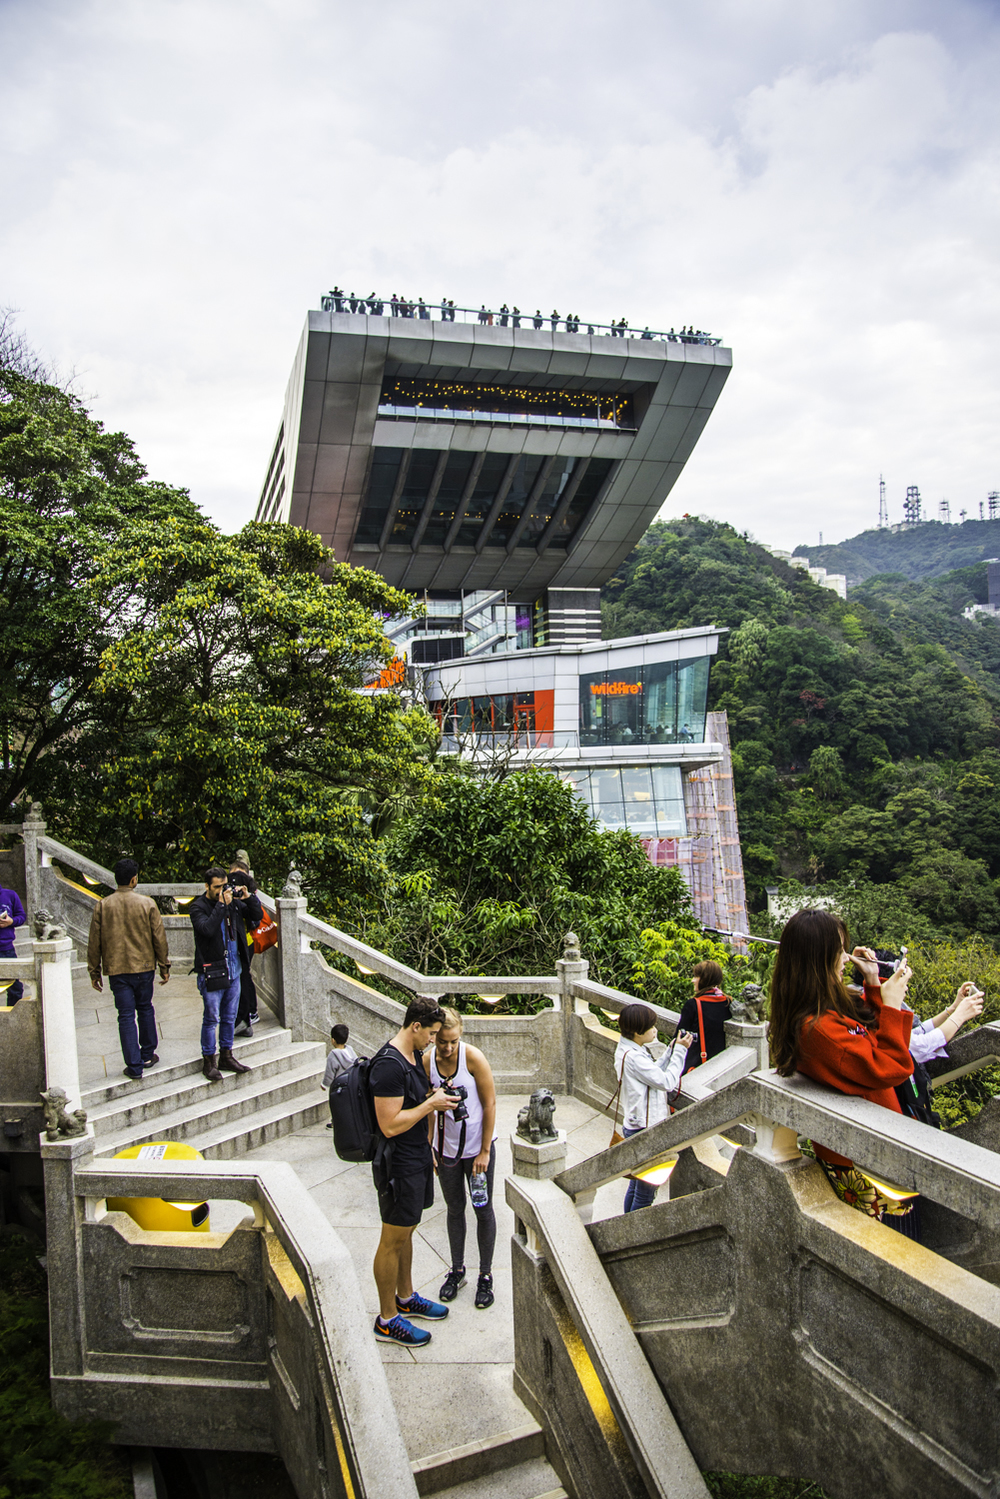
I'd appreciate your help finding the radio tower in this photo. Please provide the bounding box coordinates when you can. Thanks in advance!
[989,492,1000,521]
[939,499,951,523]
[903,486,922,527]
[960,509,968,523]
[878,475,888,529]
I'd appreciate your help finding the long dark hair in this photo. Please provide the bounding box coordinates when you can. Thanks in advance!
[769,909,877,1077]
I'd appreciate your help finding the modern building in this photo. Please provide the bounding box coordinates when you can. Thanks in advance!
[258,301,747,930]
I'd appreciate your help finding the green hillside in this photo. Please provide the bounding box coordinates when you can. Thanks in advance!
[793,518,1000,587]
[603,518,1000,942]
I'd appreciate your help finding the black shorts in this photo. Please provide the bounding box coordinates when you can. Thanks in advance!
[376,1160,434,1227]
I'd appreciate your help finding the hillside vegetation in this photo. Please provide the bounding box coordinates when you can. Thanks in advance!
[603,518,1000,943]
[794,517,1000,587]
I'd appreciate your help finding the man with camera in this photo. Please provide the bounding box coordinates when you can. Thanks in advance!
[190,866,262,1082]
[369,998,460,1348]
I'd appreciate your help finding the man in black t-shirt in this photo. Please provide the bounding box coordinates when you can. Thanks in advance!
[370,997,458,1348]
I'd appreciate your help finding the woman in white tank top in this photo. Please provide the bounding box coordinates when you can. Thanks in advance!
[423,1007,498,1310]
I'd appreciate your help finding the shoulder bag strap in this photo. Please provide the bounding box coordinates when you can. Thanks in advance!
[696,996,708,1064]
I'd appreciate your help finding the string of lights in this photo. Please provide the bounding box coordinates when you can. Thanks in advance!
[381,378,634,428]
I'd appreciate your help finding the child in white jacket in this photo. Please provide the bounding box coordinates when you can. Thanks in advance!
[613,1002,693,1213]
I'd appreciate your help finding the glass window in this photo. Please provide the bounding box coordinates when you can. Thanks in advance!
[379,378,635,431]
[390,449,440,545]
[517,457,575,546]
[562,764,688,837]
[354,448,404,545]
[547,458,615,548]
[579,657,709,745]
[422,450,476,547]
[485,454,543,546]
[455,453,511,548]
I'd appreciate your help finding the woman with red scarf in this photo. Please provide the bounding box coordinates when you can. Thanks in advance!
[677,960,732,1074]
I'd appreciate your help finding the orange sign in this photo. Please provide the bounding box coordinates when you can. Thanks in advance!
[367,656,406,690]
[589,681,641,696]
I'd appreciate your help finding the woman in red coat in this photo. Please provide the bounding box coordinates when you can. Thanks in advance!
[769,909,916,1221]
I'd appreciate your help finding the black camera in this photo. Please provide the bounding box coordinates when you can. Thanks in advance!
[443,1083,468,1121]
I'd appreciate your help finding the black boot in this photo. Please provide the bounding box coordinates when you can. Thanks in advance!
[219,1049,252,1075]
[202,1053,222,1082]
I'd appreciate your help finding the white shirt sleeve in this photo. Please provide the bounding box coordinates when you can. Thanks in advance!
[908,1023,949,1065]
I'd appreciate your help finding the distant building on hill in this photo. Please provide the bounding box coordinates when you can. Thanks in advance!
[766,549,848,600]
[963,558,1000,620]
[256,296,747,931]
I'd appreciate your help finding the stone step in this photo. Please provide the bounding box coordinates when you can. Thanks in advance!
[426,1457,568,1499]
[92,1059,326,1158]
[85,1041,326,1136]
[81,1027,295,1110]
[412,1423,549,1498]
[184,1090,330,1159]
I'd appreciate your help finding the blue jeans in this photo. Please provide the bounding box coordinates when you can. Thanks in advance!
[109,971,158,1074]
[198,973,240,1056]
[623,1125,658,1213]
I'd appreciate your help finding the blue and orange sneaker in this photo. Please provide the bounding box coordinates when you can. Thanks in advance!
[374,1314,431,1347]
[396,1291,449,1321]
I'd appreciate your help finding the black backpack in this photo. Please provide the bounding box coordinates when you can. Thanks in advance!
[329,1055,382,1162]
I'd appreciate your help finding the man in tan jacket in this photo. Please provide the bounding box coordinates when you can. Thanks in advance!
[87,858,171,1080]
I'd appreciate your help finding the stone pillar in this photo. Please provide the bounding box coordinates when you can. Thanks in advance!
[276,895,307,1040]
[41,1131,94,1384]
[724,1018,769,1072]
[510,1127,570,1251]
[21,802,45,924]
[37,936,82,1114]
[557,932,589,1097]
[750,1115,801,1164]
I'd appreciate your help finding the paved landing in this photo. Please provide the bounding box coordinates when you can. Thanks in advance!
[72,967,285,1087]
[243,1091,627,1464]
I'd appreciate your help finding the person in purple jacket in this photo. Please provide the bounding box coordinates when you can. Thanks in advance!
[0,885,27,1005]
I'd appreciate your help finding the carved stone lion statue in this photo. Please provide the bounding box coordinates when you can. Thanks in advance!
[32,908,66,942]
[729,982,767,1025]
[282,868,303,899]
[517,1087,558,1144]
[40,1087,88,1140]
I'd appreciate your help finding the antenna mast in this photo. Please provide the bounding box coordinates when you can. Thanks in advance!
[903,486,922,527]
[939,499,950,524]
[878,475,888,529]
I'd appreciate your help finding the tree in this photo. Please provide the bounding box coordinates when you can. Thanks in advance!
[347,764,696,998]
[0,364,201,807]
[39,517,433,913]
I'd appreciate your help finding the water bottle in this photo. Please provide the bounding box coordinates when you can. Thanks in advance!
[470,1171,488,1208]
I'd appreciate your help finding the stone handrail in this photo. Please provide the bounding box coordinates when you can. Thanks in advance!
[38,835,203,899]
[571,976,680,1029]
[57,1150,417,1499]
[554,1069,1000,1232]
[297,907,560,996]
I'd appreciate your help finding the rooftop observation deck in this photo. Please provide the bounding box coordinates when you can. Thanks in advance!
[319,291,723,347]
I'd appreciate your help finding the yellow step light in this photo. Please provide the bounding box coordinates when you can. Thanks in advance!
[629,1157,678,1187]
[108,1141,210,1231]
[864,1173,920,1203]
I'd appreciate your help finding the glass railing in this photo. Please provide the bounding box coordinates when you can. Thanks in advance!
[318,293,722,346]
[376,403,630,431]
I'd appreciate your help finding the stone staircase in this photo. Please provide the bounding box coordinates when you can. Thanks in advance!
[412,1424,568,1498]
[82,1027,328,1159]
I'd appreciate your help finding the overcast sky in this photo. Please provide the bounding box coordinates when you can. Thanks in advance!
[3,0,999,550]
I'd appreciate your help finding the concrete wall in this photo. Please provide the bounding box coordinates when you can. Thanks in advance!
[47,1142,418,1499]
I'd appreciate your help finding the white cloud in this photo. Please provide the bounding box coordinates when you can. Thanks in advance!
[2,0,1000,547]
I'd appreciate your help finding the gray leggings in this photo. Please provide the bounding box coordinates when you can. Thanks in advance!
[436,1141,497,1275]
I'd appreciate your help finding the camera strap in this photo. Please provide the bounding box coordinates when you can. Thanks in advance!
[436,1109,466,1164]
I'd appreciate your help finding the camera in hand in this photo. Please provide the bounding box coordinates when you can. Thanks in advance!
[443,1083,469,1121]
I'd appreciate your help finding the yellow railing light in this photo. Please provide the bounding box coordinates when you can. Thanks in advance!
[82,873,101,886]
[865,1174,919,1202]
[355,961,376,975]
[630,1158,677,1187]
[480,995,505,1005]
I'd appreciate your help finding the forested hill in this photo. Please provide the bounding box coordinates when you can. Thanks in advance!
[602,518,1000,942]
[793,517,1000,587]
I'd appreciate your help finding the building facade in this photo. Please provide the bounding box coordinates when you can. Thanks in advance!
[259,303,747,931]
